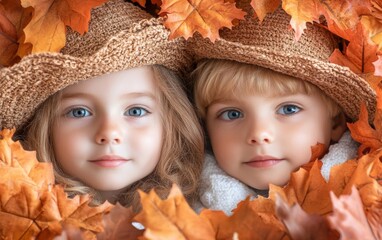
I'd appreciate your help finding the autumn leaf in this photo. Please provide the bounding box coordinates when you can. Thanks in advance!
[0,0,31,67]
[0,129,113,239]
[361,72,382,91]
[329,22,378,74]
[275,194,335,240]
[159,0,246,42]
[281,0,323,41]
[300,143,325,172]
[270,160,332,215]
[20,0,108,53]
[328,151,382,210]
[328,186,376,240]
[203,197,287,240]
[135,184,216,239]
[0,129,54,189]
[321,0,371,32]
[53,224,85,240]
[131,0,146,7]
[250,0,280,22]
[347,99,382,156]
[97,203,143,240]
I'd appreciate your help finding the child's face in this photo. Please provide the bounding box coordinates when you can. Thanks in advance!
[52,67,163,195]
[206,93,337,190]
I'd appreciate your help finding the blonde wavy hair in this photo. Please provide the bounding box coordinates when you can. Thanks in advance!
[192,59,342,120]
[23,65,204,209]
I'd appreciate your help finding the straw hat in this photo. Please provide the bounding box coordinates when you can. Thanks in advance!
[189,5,376,121]
[0,0,192,129]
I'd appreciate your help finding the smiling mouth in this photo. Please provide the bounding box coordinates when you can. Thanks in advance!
[89,155,130,168]
[244,157,284,168]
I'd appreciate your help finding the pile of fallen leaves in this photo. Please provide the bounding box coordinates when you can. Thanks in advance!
[0,96,381,239]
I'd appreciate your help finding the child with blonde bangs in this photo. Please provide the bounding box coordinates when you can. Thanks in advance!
[0,0,203,210]
[189,6,375,215]
[192,59,358,214]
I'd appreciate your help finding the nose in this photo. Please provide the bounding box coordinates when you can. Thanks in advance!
[247,120,274,145]
[95,117,123,145]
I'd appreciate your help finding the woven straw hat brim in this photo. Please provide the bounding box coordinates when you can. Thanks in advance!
[0,18,191,129]
[191,36,376,122]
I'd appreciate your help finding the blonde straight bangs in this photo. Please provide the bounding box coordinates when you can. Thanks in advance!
[193,59,342,118]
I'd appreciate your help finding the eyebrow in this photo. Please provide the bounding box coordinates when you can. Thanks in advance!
[61,92,157,101]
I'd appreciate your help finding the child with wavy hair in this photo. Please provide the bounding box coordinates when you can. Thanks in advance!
[0,0,203,209]
[190,5,375,214]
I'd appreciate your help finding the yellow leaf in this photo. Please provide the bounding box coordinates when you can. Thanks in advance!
[159,0,246,42]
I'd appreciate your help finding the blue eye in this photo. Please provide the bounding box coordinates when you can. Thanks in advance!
[277,105,301,115]
[66,107,91,118]
[125,107,148,117]
[220,110,243,120]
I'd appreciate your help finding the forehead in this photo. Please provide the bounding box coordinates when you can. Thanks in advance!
[62,66,157,96]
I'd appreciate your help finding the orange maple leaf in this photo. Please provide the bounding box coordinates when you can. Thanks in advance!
[97,203,143,240]
[0,0,31,67]
[250,0,280,22]
[348,89,382,156]
[270,160,332,215]
[321,0,370,32]
[329,22,378,74]
[0,129,113,239]
[159,0,246,42]
[329,151,382,208]
[202,197,287,240]
[20,0,108,53]
[135,184,216,239]
[281,0,323,41]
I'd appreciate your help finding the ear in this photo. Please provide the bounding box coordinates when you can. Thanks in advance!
[330,112,347,142]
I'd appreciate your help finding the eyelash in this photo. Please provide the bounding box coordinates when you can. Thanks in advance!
[124,107,150,117]
[65,107,91,118]
[218,109,243,120]
[276,104,302,115]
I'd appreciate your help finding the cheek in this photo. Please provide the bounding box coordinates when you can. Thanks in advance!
[52,127,87,163]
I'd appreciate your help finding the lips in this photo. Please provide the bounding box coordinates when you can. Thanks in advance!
[89,155,130,168]
[244,155,284,168]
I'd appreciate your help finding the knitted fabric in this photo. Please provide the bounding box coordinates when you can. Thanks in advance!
[0,0,193,130]
[189,3,376,122]
[194,131,358,215]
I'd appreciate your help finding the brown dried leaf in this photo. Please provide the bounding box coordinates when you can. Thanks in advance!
[159,0,246,42]
[135,184,216,239]
[97,203,143,240]
[0,0,31,66]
